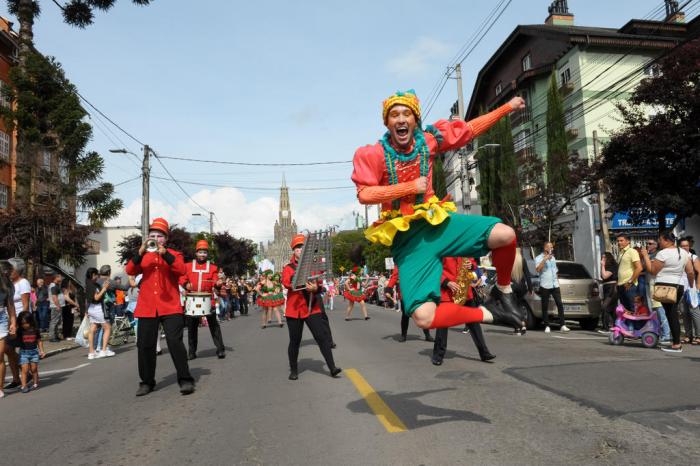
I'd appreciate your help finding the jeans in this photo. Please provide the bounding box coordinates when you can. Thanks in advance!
[654,306,671,341]
[36,302,50,331]
[218,298,228,319]
[617,284,639,312]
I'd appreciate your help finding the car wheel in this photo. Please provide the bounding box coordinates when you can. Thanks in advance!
[641,332,658,349]
[609,332,624,345]
[522,303,538,330]
[579,317,598,331]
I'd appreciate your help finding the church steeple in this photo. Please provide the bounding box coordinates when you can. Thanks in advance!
[279,173,292,228]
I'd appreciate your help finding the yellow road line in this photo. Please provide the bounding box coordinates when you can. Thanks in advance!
[345,368,407,433]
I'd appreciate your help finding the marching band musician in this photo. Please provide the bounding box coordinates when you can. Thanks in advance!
[180,240,226,360]
[384,266,434,343]
[431,257,495,366]
[283,234,341,381]
[125,218,195,396]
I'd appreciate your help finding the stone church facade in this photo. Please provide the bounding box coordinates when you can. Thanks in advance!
[261,176,297,271]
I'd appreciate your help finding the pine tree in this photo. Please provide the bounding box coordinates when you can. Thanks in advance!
[545,71,569,192]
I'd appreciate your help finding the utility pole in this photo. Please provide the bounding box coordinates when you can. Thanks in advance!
[455,64,465,119]
[209,211,214,236]
[141,145,151,239]
[593,131,611,252]
[364,204,369,229]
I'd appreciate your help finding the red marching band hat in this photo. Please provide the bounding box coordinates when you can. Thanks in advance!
[196,239,209,251]
[149,217,170,235]
[290,234,305,249]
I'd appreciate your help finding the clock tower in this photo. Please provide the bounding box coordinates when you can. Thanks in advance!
[261,174,298,270]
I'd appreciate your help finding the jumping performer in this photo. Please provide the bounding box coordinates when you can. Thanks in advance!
[283,234,340,380]
[344,267,369,320]
[384,266,433,342]
[180,240,226,360]
[351,90,526,331]
[431,257,495,366]
[125,218,195,396]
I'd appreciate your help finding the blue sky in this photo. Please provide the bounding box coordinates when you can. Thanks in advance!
[0,0,672,242]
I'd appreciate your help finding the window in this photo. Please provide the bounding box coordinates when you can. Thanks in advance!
[644,64,662,78]
[522,53,532,71]
[495,82,502,96]
[0,81,10,108]
[42,150,51,170]
[59,160,69,183]
[0,184,8,209]
[560,68,571,85]
[514,129,531,152]
[564,108,574,128]
[0,131,9,161]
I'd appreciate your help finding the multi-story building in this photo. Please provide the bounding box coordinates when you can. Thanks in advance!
[260,176,298,271]
[449,0,695,276]
[0,17,17,212]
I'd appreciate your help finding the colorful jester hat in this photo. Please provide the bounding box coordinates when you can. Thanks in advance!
[382,89,421,125]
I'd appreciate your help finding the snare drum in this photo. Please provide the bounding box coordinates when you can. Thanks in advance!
[184,292,213,316]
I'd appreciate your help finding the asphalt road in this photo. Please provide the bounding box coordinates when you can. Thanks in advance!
[2,298,700,466]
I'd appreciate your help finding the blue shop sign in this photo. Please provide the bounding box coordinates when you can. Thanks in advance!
[610,212,676,230]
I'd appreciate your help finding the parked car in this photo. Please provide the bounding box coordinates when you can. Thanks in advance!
[523,260,601,330]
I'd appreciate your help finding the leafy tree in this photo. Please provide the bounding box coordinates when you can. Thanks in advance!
[546,71,569,193]
[331,230,391,275]
[212,232,257,277]
[115,225,194,266]
[597,38,700,231]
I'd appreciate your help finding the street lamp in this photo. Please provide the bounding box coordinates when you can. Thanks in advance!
[192,212,214,236]
[110,146,152,239]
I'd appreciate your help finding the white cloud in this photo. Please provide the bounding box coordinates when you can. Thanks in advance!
[386,37,452,76]
[108,188,379,244]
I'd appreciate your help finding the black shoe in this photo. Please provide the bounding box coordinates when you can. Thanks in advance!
[331,343,337,349]
[279,323,284,328]
[330,367,342,377]
[4,381,20,390]
[364,316,370,320]
[216,351,226,359]
[156,350,163,356]
[289,371,298,380]
[480,352,496,362]
[398,335,407,342]
[431,358,443,366]
[425,335,435,342]
[187,352,197,360]
[135,384,154,397]
[180,381,195,395]
[486,288,525,328]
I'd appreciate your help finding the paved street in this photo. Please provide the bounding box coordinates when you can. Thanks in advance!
[2,299,700,466]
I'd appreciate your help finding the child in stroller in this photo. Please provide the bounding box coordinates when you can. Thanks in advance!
[609,296,660,348]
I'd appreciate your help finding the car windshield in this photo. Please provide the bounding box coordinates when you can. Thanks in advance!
[556,262,592,279]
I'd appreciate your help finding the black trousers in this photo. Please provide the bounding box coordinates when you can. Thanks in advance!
[61,305,75,339]
[540,287,565,326]
[287,313,336,373]
[432,324,490,362]
[239,295,249,315]
[661,285,684,345]
[137,314,193,387]
[186,314,225,354]
[400,312,431,339]
[320,309,335,345]
[601,283,618,330]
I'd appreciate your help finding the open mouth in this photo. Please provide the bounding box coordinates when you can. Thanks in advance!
[395,127,409,137]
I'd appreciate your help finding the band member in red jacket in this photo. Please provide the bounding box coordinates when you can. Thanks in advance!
[125,218,194,396]
[384,266,433,342]
[180,240,226,360]
[283,234,341,381]
[431,257,495,366]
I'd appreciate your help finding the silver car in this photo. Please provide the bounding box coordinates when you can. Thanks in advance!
[523,260,601,330]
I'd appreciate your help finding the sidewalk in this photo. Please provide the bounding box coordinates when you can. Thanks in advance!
[41,337,81,358]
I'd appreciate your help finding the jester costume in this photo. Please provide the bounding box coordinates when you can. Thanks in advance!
[343,270,365,303]
[352,90,523,329]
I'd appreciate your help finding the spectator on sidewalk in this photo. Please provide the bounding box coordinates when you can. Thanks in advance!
[84,267,115,359]
[47,275,65,342]
[643,239,670,344]
[600,252,618,333]
[679,237,700,345]
[0,260,18,398]
[35,278,49,333]
[16,311,45,393]
[62,280,79,341]
[616,234,642,311]
[113,277,126,317]
[535,242,569,333]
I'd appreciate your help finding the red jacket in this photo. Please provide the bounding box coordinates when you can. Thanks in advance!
[125,249,186,318]
[282,257,324,319]
[440,257,478,303]
[386,267,399,289]
[179,261,219,294]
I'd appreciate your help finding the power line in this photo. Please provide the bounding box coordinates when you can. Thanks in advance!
[150,151,209,214]
[155,154,351,166]
[149,175,355,191]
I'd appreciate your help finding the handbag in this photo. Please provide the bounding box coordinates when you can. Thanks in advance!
[653,284,678,304]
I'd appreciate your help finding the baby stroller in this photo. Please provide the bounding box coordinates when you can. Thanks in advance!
[609,304,660,348]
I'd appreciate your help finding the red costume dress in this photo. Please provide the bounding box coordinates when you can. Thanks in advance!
[343,274,364,303]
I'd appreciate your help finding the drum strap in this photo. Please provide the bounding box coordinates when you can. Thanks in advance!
[192,261,211,291]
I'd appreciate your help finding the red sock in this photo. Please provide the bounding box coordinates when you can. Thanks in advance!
[492,238,516,286]
[429,302,484,329]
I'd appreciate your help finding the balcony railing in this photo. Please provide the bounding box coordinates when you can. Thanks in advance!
[511,109,532,128]
[559,81,574,96]
[515,145,536,162]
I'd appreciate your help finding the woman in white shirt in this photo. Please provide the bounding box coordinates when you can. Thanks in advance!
[640,231,695,353]
[3,258,29,391]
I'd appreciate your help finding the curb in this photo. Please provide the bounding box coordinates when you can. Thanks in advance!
[44,343,81,358]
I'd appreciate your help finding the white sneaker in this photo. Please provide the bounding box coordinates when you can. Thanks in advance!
[99,349,116,358]
[88,352,97,360]
[560,325,570,333]
[544,326,551,333]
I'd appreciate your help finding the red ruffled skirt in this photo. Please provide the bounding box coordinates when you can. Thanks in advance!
[343,289,364,303]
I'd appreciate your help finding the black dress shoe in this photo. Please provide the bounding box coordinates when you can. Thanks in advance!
[187,352,197,360]
[216,351,226,359]
[398,335,407,342]
[431,358,443,366]
[486,288,525,329]
[180,381,195,395]
[331,343,337,349]
[4,381,20,390]
[330,367,342,377]
[288,371,298,380]
[425,335,435,342]
[364,316,370,320]
[480,352,496,362]
[135,384,154,397]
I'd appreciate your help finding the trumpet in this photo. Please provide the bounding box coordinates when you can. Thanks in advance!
[146,239,159,252]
